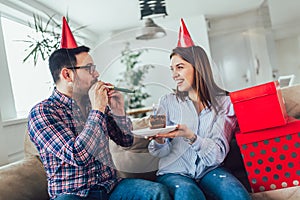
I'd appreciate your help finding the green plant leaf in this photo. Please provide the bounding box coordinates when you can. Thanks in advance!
[19,13,87,66]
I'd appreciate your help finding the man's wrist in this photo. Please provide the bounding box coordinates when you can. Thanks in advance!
[92,106,106,113]
[112,110,125,116]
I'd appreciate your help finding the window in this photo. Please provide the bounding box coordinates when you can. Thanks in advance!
[1,16,53,118]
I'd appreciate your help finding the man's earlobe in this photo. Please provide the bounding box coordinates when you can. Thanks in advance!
[68,82,73,87]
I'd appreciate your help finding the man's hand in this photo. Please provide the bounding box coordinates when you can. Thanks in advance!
[88,81,108,112]
[108,88,125,116]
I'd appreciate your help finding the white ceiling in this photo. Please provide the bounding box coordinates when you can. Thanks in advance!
[4,0,300,40]
[22,0,265,34]
[269,0,300,27]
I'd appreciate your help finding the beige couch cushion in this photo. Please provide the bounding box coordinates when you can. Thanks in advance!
[109,116,159,180]
[24,130,39,157]
[252,186,300,200]
[0,156,49,200]
[281,84,300,118]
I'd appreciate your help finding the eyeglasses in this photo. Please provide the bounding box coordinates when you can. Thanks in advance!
[66,65,96,74]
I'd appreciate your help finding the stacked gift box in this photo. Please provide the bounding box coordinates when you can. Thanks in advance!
[230,81,300,193]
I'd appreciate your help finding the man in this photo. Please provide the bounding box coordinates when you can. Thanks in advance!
[27,17,170,200]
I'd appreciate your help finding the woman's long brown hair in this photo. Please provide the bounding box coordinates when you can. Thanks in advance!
[170,46,227,113]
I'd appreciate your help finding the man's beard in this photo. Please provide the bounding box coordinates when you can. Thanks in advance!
[91,79,98,86]
[74,78,98,95]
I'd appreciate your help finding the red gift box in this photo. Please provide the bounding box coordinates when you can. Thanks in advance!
[236,118,300,193]
[230,81,288,133]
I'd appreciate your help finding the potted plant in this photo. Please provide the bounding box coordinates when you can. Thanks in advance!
[116,44,154,112]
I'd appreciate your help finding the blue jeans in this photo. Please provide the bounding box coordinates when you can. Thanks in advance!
[54,189,109,200]
[110,178,171,200]
[157,167,251,200]
[54,178,171,200]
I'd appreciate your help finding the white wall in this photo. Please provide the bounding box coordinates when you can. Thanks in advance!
[275,35,300,85]
[247,28,273,84]
[0,115,26,166]
[0,15,17,120]
[210,31,255,91]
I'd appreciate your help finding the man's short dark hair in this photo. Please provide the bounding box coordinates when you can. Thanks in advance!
[49,46,90,83]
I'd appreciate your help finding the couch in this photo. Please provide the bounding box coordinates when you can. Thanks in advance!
[1,84,300,200]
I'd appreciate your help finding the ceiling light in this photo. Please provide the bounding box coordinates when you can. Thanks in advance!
[136,18,166,40]
[139,0,168,19]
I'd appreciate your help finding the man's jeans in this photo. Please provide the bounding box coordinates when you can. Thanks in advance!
[157,167,251,200]
[54,178,171,200]
[54,189,109,200]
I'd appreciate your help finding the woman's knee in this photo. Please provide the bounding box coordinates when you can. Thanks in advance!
[151,183,172,200]
[172,184,205,200]
[200,167,251,200]
[158,179,204,200]
[112,178,171,200]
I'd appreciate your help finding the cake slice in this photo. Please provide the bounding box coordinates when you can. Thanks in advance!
[149,114,166,129]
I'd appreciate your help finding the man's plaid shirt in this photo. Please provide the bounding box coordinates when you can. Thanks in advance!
[28,89,133,199]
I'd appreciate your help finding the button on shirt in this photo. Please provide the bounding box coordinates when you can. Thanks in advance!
[148,93,237,179]
[28,89,133,199]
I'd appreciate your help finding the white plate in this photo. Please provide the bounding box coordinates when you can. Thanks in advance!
[132,125,178,137]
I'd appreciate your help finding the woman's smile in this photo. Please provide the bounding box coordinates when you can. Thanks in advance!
[175,79,184,87]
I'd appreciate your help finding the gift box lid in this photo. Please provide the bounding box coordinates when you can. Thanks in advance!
[230,81,280,103]
[236,117,300,145]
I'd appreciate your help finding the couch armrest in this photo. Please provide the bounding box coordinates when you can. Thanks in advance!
[281,84,300,119]
[251,186,300,200]
[0,156,49,200]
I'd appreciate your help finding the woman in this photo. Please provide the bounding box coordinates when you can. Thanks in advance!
[148,19,251,200]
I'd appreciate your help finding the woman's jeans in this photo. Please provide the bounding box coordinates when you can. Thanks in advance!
[54,178,171,200]
[157,167,251,200]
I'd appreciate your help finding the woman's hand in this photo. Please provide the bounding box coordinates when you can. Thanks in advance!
[156,124,194,139]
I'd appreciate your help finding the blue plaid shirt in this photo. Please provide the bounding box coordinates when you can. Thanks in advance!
[28,88,133,199]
